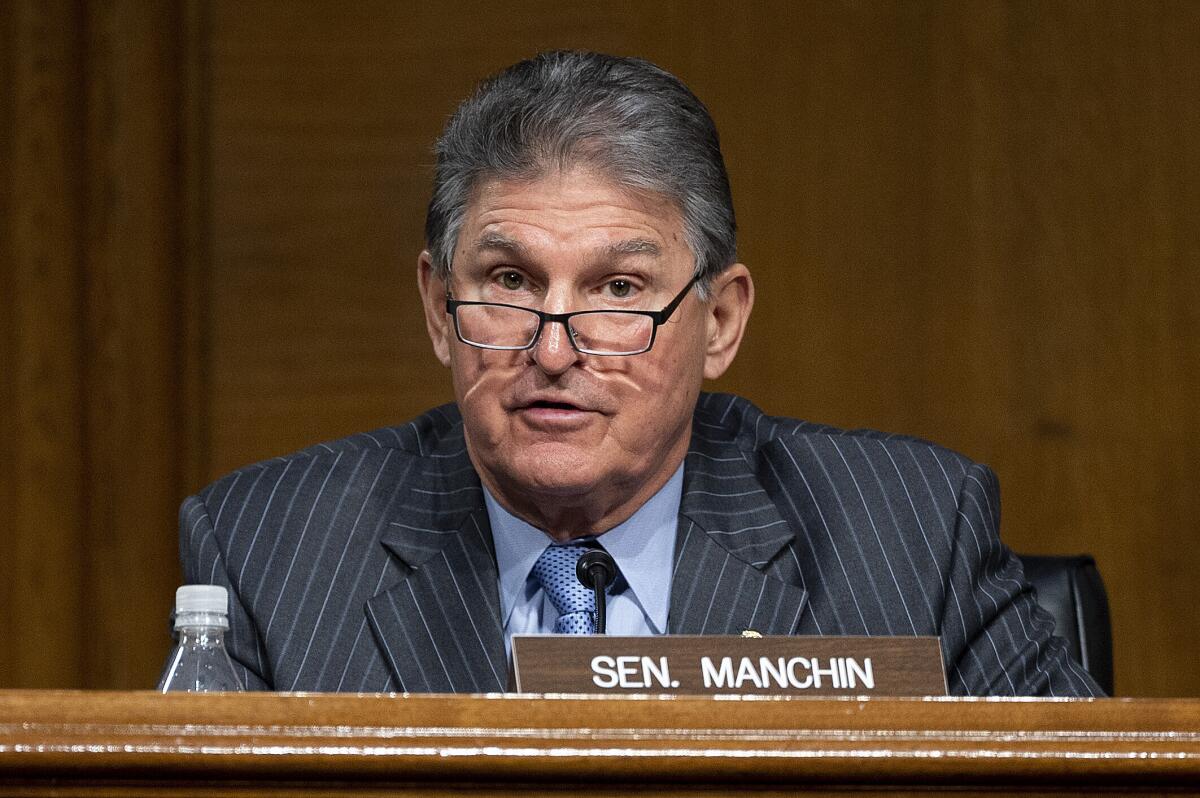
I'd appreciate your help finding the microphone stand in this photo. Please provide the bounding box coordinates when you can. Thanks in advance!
[576,550,617,634]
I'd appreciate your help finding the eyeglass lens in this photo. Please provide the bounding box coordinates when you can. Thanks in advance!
[455,304,654,354]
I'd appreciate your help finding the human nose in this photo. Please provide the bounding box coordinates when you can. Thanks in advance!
[529,316,581,375]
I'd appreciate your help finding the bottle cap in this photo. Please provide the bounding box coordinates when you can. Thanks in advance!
[175,584,229,615]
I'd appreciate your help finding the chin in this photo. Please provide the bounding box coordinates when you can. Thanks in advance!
[505,444,607,497]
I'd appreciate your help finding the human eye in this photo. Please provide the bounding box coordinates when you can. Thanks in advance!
[601,277,641,301]
[482,268,539,301]
[497,270,525,291]
[477,267,543,306]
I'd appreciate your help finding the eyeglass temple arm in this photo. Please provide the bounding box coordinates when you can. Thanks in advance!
[651,274,701,324]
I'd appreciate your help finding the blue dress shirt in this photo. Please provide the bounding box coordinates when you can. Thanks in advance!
[485,463,684,656]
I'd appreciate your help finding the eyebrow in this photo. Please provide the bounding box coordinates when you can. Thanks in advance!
[603,238,661,258]
[472,232,662,260]
[473,232,531,259]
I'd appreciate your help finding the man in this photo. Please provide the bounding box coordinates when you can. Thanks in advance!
[179,51,1101,696]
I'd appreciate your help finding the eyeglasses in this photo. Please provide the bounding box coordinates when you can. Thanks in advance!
[445,275,699,356]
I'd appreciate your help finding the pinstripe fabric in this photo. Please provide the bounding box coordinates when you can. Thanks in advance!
[178,393,1101,696]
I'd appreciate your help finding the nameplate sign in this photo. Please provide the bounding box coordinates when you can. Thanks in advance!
[512,635,946,696]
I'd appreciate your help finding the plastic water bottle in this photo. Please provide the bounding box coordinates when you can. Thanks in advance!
[157,584,244,692]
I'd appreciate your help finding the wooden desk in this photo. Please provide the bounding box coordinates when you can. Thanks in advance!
[0,690,1197,795]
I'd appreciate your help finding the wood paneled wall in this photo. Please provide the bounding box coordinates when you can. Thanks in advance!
[1,0,88,689]
[1,0,189,688]
[2,1,1197,696]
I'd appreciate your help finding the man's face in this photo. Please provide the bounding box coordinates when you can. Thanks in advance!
[418,167,749,530]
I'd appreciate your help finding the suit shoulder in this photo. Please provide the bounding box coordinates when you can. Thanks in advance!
[193,403,464,505]
[694,392,977,468]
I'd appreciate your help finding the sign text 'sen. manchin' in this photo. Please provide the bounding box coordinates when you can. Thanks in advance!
[513,635,946,695]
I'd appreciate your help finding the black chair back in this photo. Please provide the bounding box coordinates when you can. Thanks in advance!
[1017,554,1113,695]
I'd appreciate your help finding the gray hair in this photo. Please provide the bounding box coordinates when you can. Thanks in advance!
[424,50,737,296]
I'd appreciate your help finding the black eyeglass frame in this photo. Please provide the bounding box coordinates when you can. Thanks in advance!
[444,274,700,356]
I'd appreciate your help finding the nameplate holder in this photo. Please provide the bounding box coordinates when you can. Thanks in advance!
[512,634,946,696]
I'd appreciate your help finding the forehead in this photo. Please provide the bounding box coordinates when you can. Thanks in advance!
[454,168,691,267]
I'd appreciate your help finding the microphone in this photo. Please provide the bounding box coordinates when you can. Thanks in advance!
[576,549,617,635]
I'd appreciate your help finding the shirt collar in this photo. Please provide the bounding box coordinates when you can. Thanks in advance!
[485,462,684,633]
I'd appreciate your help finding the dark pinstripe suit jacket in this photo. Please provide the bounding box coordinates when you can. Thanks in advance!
[179,393,1101,696]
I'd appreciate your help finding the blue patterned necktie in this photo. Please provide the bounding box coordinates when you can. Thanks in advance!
[532,543,611,634]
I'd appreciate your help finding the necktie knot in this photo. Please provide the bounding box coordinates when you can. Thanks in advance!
[532,542,611,634]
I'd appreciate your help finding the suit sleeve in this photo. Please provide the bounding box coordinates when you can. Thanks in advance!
[940,463,1104,697]
[177,493,272,691]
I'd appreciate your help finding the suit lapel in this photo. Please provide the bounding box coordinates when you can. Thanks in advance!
[364,425,506,693]
[669,419,808,635]
[363,398,810,690]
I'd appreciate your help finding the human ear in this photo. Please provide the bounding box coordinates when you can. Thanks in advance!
[702,263,754,380]
[417,251,452,367]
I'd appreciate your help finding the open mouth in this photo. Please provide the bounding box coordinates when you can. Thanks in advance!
[526,400,581,411]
